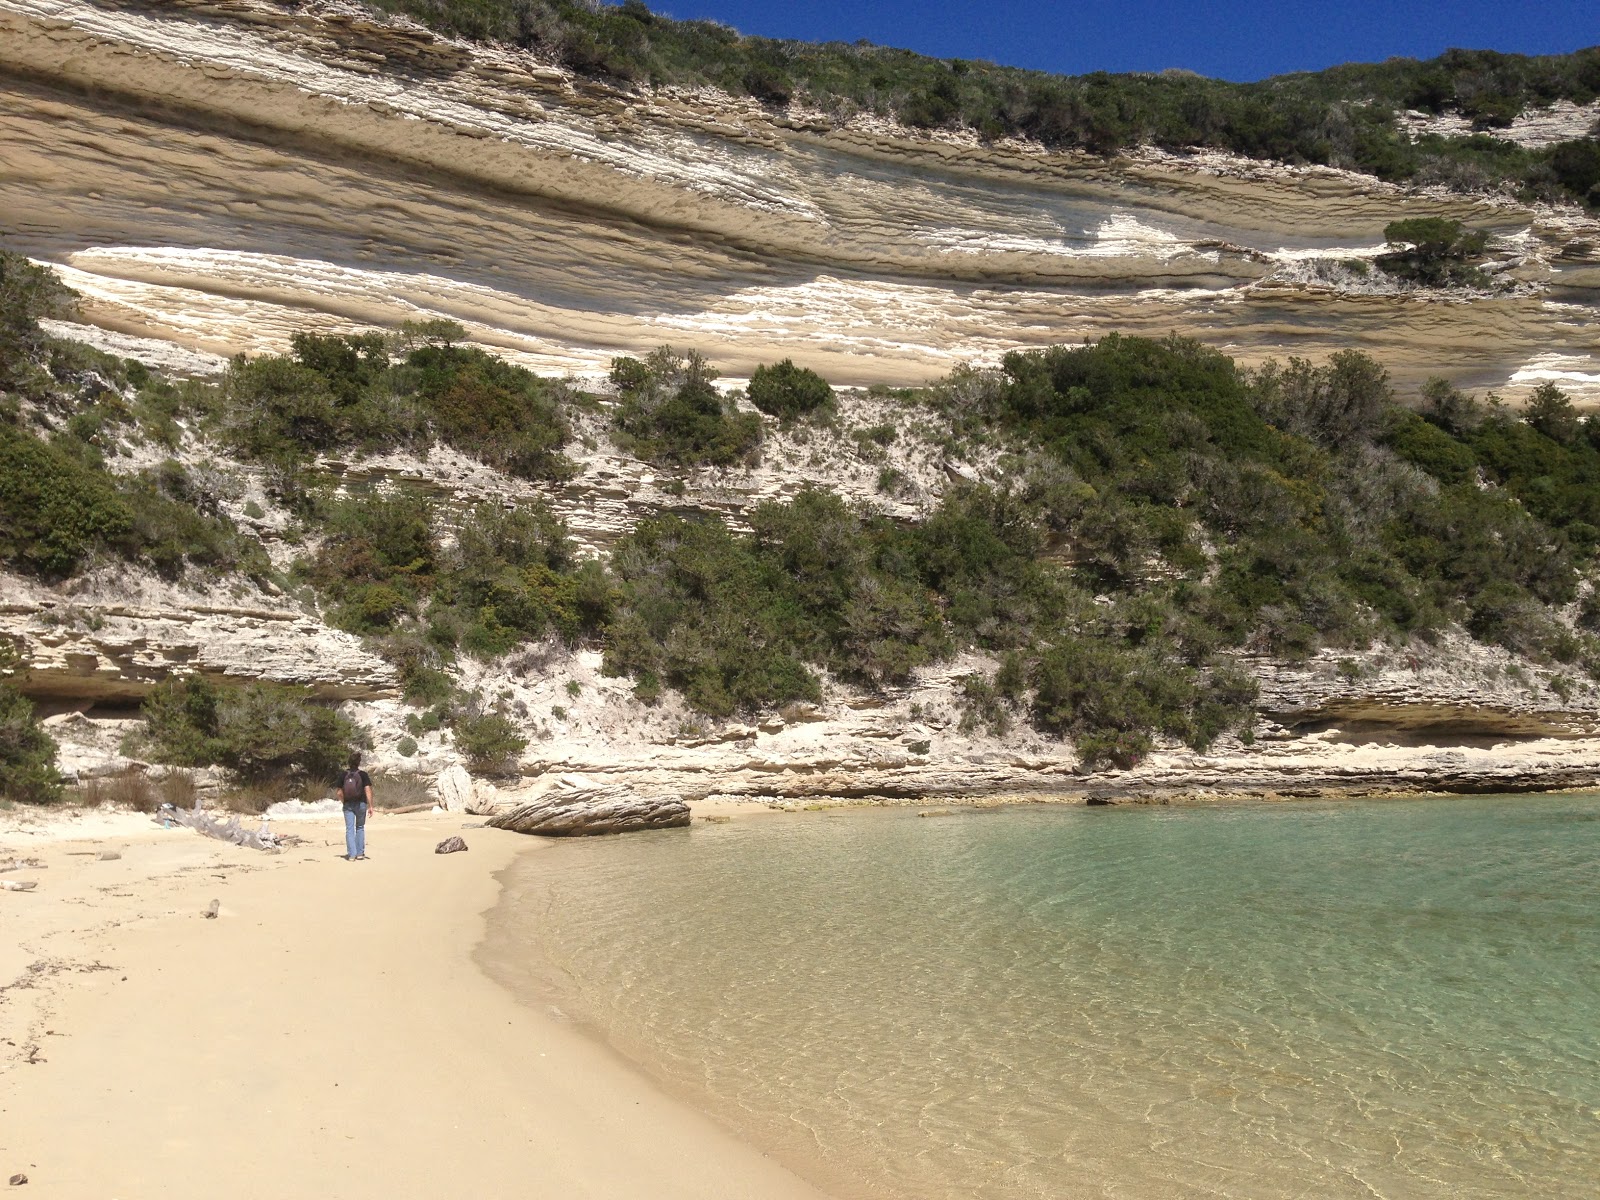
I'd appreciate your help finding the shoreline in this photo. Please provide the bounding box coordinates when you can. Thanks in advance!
[0,808,833,1199]
[4,785,1593,1197]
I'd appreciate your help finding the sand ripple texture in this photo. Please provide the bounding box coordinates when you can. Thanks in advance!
[2,0,1598,395]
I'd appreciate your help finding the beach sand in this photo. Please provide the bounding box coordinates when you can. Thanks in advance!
[0,808,832,1199]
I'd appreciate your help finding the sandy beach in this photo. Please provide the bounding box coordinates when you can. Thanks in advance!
[0,807,832,1200]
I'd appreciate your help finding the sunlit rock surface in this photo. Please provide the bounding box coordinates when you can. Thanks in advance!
[2,0,1596,400]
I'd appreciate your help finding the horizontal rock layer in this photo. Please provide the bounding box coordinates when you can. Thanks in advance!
[0,0,1594,399]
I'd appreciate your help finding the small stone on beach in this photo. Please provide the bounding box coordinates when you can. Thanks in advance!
[204,899,220,919]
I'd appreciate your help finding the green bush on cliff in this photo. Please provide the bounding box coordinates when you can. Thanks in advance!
[0,422,135,578]
[207,333,574,483]
[434,500,613,655]
[0,642,61,804]
[450,701,527,774]
[301,490,439,634]
[0,250,76,397]
[610,348,763,467]
[747,360,835,423]
[400,344,575,481]
[136,675,361,782]
[1375,218,1491,287]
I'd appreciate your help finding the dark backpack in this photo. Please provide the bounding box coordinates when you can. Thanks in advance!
[340,769,365,803]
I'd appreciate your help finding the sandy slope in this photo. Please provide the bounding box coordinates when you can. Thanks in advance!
[0,811,830,1199]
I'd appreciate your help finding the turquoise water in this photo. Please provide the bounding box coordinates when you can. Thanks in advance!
[485,796,1600,1198]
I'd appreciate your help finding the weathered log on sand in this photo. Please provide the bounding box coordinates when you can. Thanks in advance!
[487,787,690,837]
[158,807,281,851]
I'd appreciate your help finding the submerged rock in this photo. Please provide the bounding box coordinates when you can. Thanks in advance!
[487,786,691,836]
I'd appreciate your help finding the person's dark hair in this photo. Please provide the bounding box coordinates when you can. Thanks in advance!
[348,751,362,769]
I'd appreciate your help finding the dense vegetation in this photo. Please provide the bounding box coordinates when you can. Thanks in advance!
[133,675,363,782]
[211,328,576,496]
[367,1,1600,208]
[0,641,60,804]
[7,250,1600,783]
[609,347,763,466]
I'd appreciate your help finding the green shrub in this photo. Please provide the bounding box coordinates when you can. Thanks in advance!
[137,675,361,782]
[432,501,609,656]
[747,359,834,422]
[396,735,418,757]
[451,705,527,773]
[0,643,60,803]
[603,514,820,714]
[610,348,762,467]
[301,491,438,633]
[957,672,1012,736]
[1030,639,1254,768]
[1376,218,1490,287]
[0,423,135,578]
[0,250,75,395]
[402,344,573,480]
[121,464,271,581]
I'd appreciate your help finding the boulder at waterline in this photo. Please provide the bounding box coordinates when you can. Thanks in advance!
[486,787,691,836]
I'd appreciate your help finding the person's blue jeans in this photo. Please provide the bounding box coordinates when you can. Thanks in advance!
[343,802,367,859]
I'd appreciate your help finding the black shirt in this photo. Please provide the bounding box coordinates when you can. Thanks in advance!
[336,769,372,804]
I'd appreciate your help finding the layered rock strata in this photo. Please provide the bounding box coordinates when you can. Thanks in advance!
[0,0,1595,399]
[487,785,691,836]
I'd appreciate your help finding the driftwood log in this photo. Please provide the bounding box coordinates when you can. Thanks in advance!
[487,786,690,837]
[157,807,282,852]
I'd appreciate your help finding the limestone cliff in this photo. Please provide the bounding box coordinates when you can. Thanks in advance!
[5,0,1600,801]
[0,0,1596,401]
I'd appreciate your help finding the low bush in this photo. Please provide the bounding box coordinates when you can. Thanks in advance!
[451,704,527,774]
[401,344,574,480]
[302,490,439,633]
[0,643,60,803]
[137,675,363,783]
[433,500,611,655]
[747,359,834,422]
[369,770,431,808]
[1,423,267,584]
[0,250,75,395]
[76,766,159,812]
[610,348,762,467]
[603,489,949,715]
[1375,218,1490,287]
[0,422,135,578]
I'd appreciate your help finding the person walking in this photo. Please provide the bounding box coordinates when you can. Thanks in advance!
[336,752,374,861]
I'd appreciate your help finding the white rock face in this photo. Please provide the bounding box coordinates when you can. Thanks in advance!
[0,568,397,704]
[434,764,473,814]
[0,0,1594,401]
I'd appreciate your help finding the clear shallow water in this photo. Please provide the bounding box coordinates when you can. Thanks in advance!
[485,797,1600,1199]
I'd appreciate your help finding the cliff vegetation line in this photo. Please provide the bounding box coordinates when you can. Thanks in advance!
[5,248,1600,798]
[365,1,1600,209]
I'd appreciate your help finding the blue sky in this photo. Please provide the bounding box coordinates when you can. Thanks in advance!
[654,1,1600,83]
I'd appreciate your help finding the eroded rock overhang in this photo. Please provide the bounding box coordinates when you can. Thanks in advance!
[0,0,1595,396]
